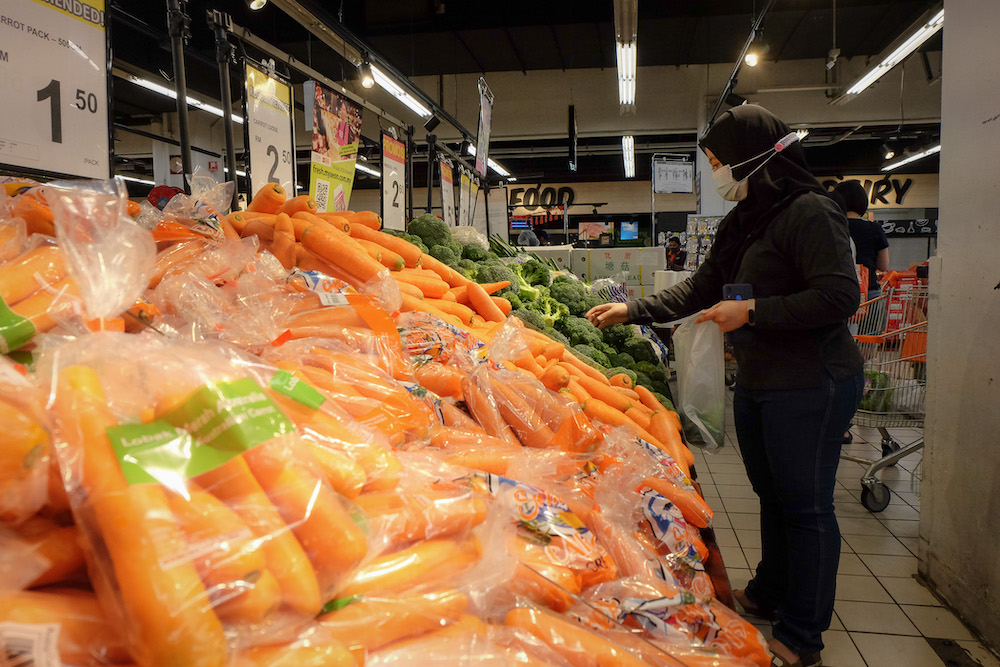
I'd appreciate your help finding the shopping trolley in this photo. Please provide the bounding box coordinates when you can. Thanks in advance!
[843,283,929,512]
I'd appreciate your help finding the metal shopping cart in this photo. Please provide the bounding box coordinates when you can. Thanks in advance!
[843,283,929,512]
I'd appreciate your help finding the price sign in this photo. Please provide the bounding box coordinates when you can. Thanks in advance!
[0,1,110,179]
[652,159,693,194]
[245,62,295,197]
[458,169,472,226]
[439,160,456,227]
[380,133,405,231]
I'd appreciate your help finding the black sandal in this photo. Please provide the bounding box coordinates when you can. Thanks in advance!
[733,588,779,622]
[768,638,822,667]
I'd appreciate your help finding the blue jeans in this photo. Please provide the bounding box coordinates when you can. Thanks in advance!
[735,371,863,654]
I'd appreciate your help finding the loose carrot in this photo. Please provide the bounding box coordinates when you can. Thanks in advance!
[649,410,695,471]
[347,225,423,267]
[400,293,464,327]
[478,281,512,295]
[301,224,385,285]
[425,298,476,325]
[318,589,467,654]
[576,375,633,412]
[539,364,571,392]
[450,286,470,305]
[247,183,287,213]
[467,281,506,322]
[357,238,405,270]
[277,194,318,216]
[609,373,634,389]
[196,456,323,617]
[53,366,227,667]
[615,386,642,402]
[420,254,471,288]
[271,212,297,269]
[582,398,663,446]
[415,362,465,399]
[0,245,66,305]
[396,280,424,299]
[504,607,648,667]
[492,295,512,315]
[399,267,443,280]
[624,405,652,430]
[337,536,482,597]
[0,590,132,665]
[641,476,713,529]
[542,341,566,360]
[343,210,382,230]
[226,211,249,234]
[394,272,451,298]
[316,212,353,233]
[127,199,142,217]
[561,350,611,386]
[565,377,591,403]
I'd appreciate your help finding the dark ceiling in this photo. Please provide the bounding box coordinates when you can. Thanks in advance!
[109,0,942,196]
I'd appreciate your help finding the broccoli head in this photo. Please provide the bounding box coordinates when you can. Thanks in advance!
[509,263,542,303]
[602,323,635,349]
[543,327,570,347]
[653,392,675,411]
[548,276,589,315]
[408,214,453,248]
[634,360,667,384]
[609,352,636,368]
[510,309,546,331]
[623,337,657,364]
[634,370,653,390]
[485,251,500,262]
[429,244,460,268]
[447,240,463,257]
[462,244,489,262]
[652,381,673,401]
[519,259,552,287]
[523,292,570,329]
[603,366,637,384]
[475,262,518,298]
[595,341,616,358]
[573,344,611,368]
[506,293,524,310]
[457,258,479,280]
[557,316,603,348]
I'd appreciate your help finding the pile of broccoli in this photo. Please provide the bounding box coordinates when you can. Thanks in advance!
[549,276,605,317]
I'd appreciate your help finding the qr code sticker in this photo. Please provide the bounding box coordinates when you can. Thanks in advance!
[314,179,330,212]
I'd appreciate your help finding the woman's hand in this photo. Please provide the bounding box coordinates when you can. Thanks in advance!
[586,303,628,329]
[695,299,754,332]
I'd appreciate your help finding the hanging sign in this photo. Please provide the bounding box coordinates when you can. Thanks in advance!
[439,160,456,227]
[381,133,406,231]
[652,159,694,194]
[305,81,362,212]
[245,61,295,198]
[458,169,472,226]
[0,0,110,179]
[474,78,494,178]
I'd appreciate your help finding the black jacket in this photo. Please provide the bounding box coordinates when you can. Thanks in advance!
[628,193,864,390]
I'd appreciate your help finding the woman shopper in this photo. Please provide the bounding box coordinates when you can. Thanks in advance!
[587,105,863,667]
[836,180,890,335]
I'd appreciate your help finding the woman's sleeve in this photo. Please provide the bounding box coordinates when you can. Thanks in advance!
[754,204,861,330]
[626,253,726,324]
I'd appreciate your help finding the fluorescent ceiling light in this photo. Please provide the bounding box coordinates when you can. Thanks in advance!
[222,168,248,177]
[842,8,943,98]
[466,144,511,177]
[882,144,940,171]
[616,42,636,106]
[370,65,432,118]
[356,163,382,177]
[795,129,809,140]
[622,135,635,178]
[121,73,244,124]
[120,175,155,185]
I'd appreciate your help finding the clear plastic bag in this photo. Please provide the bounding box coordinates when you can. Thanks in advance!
[0,359,50,525]
[452,226,489,250]
[47,177,155,319]
[671,317,726,450]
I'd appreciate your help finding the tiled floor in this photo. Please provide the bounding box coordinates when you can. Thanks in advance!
[694,392,999,667]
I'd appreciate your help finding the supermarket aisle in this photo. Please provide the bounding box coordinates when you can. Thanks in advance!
[693,393,999,667]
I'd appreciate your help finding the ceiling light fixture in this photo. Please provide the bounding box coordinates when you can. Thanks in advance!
[795,129,810,140]
[882,144,940,171]
[881,143,896,160]
[249,0,267,10]
[466,143,511,177]
[120,175,156,186]
[613,0,638,112]
[371,65,432,117]
[122,73,244,124]
[744,52,759,67]
[616,42,637,107]
[837,6,943,101]
[622,135,635,179]
[359,60,375,89]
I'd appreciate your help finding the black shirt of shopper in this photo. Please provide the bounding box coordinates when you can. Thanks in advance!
[835,181,889,295]
[665,237,688,270]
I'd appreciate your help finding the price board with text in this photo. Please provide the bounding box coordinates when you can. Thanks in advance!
[381,133,405,231]
[439,160,456,227]
[245,61,295,197]
[0,0,110,179]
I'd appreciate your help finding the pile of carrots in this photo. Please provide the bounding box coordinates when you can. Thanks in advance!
[0,180,770,667]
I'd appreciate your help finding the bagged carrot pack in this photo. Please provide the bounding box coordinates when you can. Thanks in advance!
[0,355,51,525]
[39,333,373,665]
[396,311,489,370]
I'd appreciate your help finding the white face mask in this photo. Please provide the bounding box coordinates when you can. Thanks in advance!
[711,132,802,201]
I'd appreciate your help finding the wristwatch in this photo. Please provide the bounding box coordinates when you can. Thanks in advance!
[747,301,756,326]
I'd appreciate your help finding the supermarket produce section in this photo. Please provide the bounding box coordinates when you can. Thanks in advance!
[0,177,768,666]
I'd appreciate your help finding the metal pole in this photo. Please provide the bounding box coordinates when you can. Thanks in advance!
[209,10,238,210]
[483,179,491,236]
[706,0,776,129]
[405,125,415,221]
[166,0,193,193]
[425,134,436,214]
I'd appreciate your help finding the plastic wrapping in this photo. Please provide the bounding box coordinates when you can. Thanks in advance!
[672,317,726,450]
[452,226,489,250]
[0,358,50,524]
[397,311,489,370]
[39,333,374,664]
[47,177,155,319]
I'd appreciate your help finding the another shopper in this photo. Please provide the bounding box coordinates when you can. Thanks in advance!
[586,105,863,667]
[666,236,688,270]
[835,180,889,307]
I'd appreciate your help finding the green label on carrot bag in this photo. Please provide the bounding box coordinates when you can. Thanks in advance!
[107,378,294,486]
[0,298,36,354]
[268,370,326,410]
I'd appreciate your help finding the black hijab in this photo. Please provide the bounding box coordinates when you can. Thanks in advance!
[699,105,827,277]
